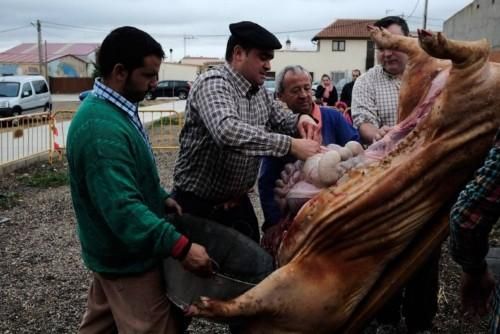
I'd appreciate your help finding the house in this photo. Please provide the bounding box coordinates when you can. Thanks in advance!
[0,43,99,77]
[271,19,376,83]
[180,56,224,66]
[180,56,225,73]
[158,61,200,82]
[444,0,500,51]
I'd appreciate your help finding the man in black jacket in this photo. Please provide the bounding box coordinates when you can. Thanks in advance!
[340,69,361,107]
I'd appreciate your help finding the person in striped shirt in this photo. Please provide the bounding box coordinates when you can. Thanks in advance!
[449,129,500,333]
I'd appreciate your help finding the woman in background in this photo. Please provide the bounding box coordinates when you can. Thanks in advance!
[315,74,338,106]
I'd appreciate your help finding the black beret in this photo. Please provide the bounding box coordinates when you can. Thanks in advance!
[229,21,282,50]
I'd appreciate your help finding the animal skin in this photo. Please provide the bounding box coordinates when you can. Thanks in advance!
[190,28,500,333]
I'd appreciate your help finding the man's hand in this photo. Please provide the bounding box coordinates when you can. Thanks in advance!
[297,114,321,142]
[460,269,495,319]
[165,197,182,215]
[260,224,283,258]
[290,138,320,161]
[181,243,213,277]
[374,125,393,141]
[359,123,393,144]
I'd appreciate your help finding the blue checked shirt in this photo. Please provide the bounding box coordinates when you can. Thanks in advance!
[173,63,299,203]
[92,79,154,158]
[449,129,500,333]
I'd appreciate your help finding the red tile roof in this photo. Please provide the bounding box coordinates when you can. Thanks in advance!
[313,19,376,40]
[0,43,99,63]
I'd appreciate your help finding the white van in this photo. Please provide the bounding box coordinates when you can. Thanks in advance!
[0,75,52,117]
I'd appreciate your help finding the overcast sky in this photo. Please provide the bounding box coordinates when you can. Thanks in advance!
[0,0,473,61]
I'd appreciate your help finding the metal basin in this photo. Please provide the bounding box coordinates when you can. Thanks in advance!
[163,214,274,310]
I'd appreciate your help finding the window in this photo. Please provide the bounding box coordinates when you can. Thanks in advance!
[21,82,33,97]
[266,71,275,79]
[366,40,375,70]
[33,80,48,94]
[0,82,20,97]
[332,40,346,52]
[157,81,170,88]
[331,71,346,83]
[27,66,40,74]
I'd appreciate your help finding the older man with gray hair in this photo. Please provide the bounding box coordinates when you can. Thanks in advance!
[258,65,359,256]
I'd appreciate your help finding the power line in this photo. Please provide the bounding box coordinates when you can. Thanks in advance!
[6,18,445,43]
[38,19,379,39]
[406,15,444,22]
[42,21,109,33]
[0,24,31,34]
[407,0,421,18]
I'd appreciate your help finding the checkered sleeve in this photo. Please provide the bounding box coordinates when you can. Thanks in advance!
[449,131,500,274]
[194,77,291,157]
[267,98,299,136]
[351,75,381,129]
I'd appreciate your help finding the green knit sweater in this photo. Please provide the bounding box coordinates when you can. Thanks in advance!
[67,95,184,274]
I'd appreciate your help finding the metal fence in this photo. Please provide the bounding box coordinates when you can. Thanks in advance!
[0,112,52,165]
[0,110,183,168]
[141,110,184,150]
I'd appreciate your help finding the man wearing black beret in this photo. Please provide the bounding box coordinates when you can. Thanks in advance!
[173,21,320,247]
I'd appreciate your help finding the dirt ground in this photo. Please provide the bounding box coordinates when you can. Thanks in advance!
[0,150,493,333]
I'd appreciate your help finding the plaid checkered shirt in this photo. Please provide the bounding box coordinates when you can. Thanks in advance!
[92,79,154,158]
[351,64,400,129]
[449,129,500,333]
[173,63,298,203]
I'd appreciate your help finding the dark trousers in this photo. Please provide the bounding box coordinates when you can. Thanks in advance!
[173,190,260,243]
[377,247,441,332]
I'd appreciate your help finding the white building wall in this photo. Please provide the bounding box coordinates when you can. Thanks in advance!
[159,62,200,81]
[271,39,369,82]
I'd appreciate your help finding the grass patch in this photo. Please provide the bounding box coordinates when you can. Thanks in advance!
[148,115,183,129]
[17,168,69,188]
[0,192,20,210]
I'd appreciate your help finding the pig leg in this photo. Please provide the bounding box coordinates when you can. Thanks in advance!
[368,25,423,59]
[417,29,490,68]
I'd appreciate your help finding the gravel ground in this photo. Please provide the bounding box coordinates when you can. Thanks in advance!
[0,151,492,333]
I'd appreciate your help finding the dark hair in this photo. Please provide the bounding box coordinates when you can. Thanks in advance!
[321,74,331,80]
[97,26,165,78]
[225,35,253,62]
[374,16,410,36]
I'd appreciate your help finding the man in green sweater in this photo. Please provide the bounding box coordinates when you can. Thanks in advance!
[67,26,212,334]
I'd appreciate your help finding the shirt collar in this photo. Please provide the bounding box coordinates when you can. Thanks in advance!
[93,78,138,115]
[311,103,323,128]
[92,78,155,159]
[223,63,260,98]
[380,66,401,80]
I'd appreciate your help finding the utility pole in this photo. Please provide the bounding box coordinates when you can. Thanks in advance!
[183,35,195,57]
[423,0,429,29]
[44,40,49,78]
[36,20,44,77]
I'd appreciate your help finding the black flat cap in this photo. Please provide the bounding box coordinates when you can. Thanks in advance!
[229,21,282,50]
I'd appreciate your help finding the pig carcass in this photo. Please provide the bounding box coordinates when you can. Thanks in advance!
[190,28,500,334]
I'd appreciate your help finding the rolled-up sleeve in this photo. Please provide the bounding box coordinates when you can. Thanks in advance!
[194,77,292,157]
